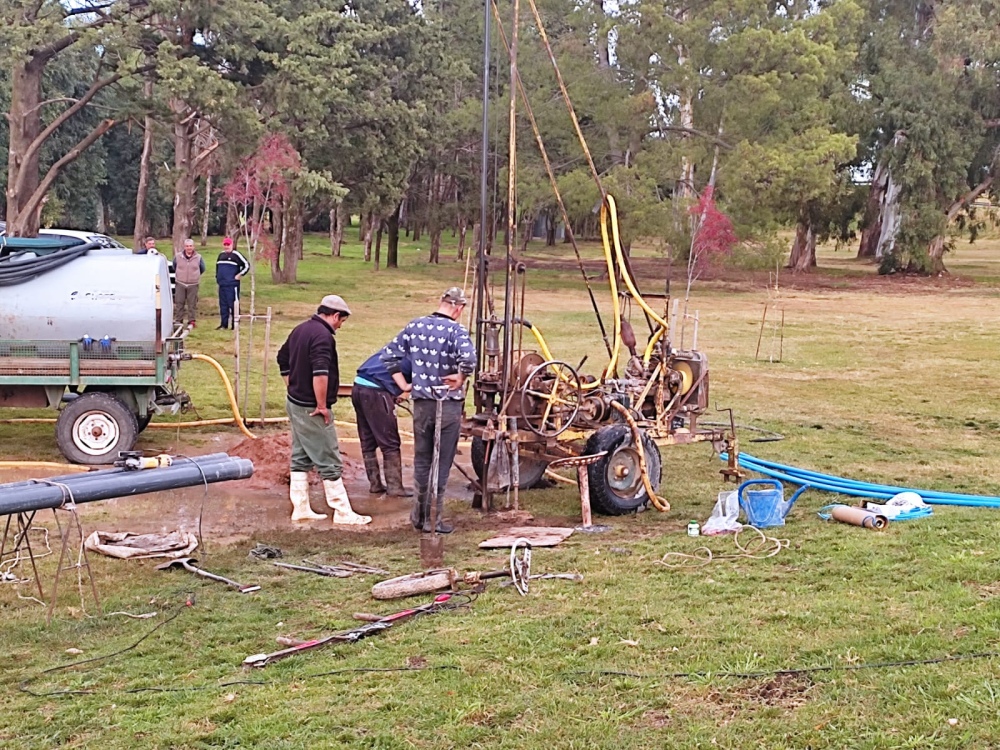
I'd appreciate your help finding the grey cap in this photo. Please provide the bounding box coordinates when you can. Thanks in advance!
[320,294,352,315]
[441,287,468,305]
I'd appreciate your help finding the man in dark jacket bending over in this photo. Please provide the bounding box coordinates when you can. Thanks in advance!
[277,295,370,525]
[381,287,475,533]
[352,350,413,497]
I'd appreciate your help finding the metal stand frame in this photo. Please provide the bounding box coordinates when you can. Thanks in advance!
[0,511,45,598]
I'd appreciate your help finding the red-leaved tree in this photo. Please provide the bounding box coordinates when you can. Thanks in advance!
[221,133,302,304]
[687,186,738,278]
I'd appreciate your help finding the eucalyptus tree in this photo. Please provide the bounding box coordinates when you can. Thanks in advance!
[857,0,1000,273]
[2,0,156,236]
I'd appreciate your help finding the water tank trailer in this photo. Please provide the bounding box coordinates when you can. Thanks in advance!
[0,237,186,464]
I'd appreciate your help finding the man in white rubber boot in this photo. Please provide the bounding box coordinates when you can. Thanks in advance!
[277,295,370,526]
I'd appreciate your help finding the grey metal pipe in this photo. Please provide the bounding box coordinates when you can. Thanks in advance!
[0,453,236,492]
[0,457,254,516]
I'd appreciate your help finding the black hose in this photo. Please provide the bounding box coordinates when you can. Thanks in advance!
[0,241,97,286]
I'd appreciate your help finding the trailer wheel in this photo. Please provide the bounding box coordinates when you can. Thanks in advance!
[585,424,662,515]
[470,436,549,490]
[56,393,139,465]
[136,413,153,432]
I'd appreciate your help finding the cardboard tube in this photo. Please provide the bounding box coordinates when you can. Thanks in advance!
[831,505,888,530]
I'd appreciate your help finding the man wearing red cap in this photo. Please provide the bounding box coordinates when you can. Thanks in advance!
[215,237,250,330]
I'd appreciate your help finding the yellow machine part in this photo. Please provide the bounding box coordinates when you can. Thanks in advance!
[675,362,694,395]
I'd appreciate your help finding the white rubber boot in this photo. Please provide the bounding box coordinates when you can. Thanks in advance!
[323,478,372,525]
[290,471,327,521]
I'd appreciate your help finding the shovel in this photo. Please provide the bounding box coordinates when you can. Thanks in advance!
[156,557,261,594]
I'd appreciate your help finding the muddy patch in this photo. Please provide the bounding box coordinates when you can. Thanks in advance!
[710,673,814,710]
[228,431,367,490]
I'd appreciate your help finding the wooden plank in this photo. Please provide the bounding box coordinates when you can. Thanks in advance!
[479,526,575,548]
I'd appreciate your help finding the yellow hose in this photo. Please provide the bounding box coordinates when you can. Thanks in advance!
[0,461,90,472]
[189,353,257,440]
[598,199,624,381]
[605,195,669,328]
[643,326,666,365]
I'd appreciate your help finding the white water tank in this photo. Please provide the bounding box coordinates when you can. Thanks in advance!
[0,250,174,343]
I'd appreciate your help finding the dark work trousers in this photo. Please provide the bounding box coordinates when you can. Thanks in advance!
[218,284,238,328]
[412,399,463,517]
[350,385,402,456]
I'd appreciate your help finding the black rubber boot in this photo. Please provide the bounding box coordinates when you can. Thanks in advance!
[421,494,454,534]
[383,451,413,497]
[363,452,386,494]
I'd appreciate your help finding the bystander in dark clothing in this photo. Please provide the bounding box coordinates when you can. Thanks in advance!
[351,351,413,496]
[216,237,250,330]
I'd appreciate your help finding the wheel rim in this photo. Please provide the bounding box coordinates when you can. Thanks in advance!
[606,445,643,499]
[72,410,121,456]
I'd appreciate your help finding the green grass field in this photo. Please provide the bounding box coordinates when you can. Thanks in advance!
[4,231,1000,748]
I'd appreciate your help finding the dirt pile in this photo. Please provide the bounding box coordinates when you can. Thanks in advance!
[228,431,365,490]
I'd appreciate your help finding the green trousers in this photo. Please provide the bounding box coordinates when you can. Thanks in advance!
[286,399,343,480]
[174,282,200,323]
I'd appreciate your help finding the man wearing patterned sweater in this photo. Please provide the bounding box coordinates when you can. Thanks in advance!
[381,287,476,533]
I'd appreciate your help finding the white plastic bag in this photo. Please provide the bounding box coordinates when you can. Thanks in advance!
[702,490,742,535]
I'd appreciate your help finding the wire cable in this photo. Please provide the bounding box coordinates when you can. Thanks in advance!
[562,651,1000,681]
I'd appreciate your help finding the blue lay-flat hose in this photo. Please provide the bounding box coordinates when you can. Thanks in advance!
[737,453,1000,503]
[721,452,1000,508]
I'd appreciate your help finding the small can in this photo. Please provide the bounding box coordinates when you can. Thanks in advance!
[687,520,700,537]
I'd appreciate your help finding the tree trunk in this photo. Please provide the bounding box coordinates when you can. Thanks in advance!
[225,202,239,239]
[330,202,345,257]
[362,212,374,262]
[95,191,107,233]
[457,215,467,260]
[875,172,903,261]
[924,175,993,275]
[133,80,155,250]
[387,201,402,268]
[927,236,947,274]
[545,213,556,246]
[270,200,285,283]
[6,62,45,236]
[593,0,623,167]
[429,225,441,263]
[857,158,889,259]
[199,173,212,246]
[282,199,303,283]
[373,221,383,271]
[171,102,197,253]
[519,213,536,254]
[788,219,818,272]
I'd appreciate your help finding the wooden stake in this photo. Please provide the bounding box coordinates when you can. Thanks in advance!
[260,307,272,423]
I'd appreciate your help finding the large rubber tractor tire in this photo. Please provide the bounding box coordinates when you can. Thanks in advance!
[585,424,662,516]
[56,392,139,465]
[470,436,549,490]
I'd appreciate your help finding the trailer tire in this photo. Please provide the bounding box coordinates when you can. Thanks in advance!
[136,413,153,432]
[585,424,662,516]
[56,392,139,465]
[470,436,548,490]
